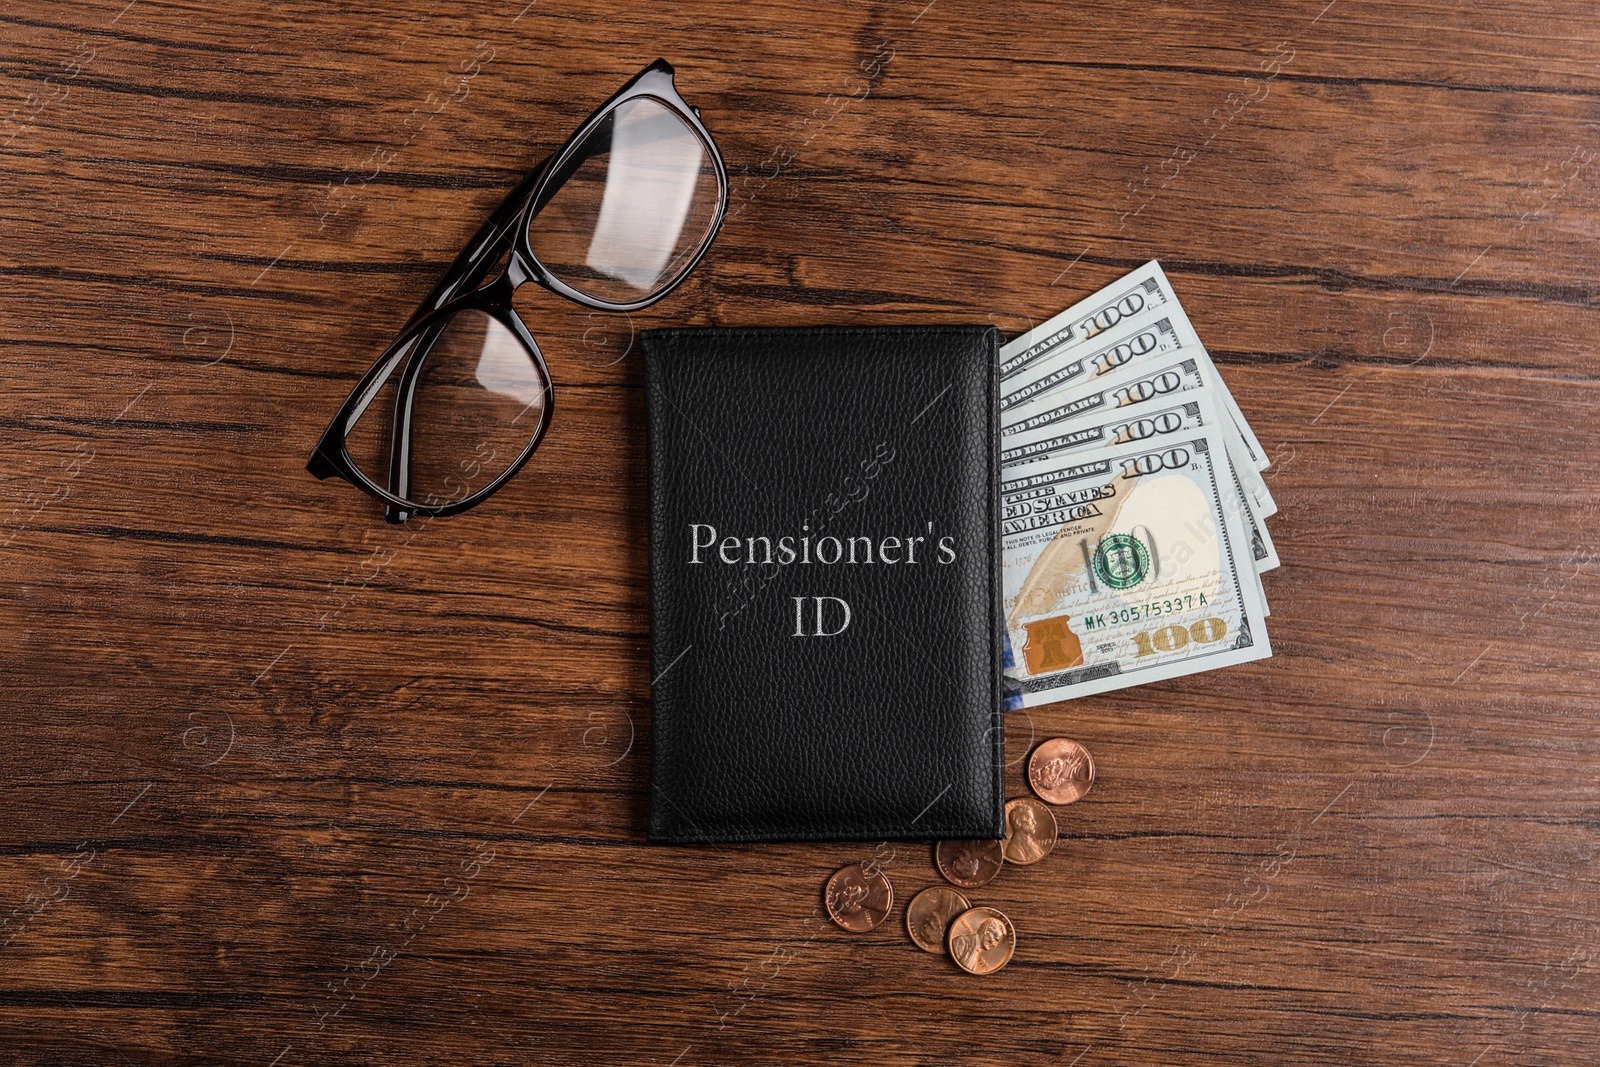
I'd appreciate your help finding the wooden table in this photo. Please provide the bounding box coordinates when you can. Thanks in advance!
[4,1,1597,1063]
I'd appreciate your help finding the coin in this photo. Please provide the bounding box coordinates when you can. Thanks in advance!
[1001,797,1058,865]
[1028,737,1096,805]
[934,838,1004,888]
[947,906,1016,975]
[824,863,894,932]
[904,886,971,953]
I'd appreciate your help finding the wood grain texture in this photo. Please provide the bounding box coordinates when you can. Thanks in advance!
[3,0,1598,1063]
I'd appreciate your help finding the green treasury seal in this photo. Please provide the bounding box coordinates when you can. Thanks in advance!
[1093,533,1150,590]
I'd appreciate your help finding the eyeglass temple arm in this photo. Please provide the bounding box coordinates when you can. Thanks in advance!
[407,119,615,325]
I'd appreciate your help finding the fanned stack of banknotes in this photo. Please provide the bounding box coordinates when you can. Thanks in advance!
[1000,261,1274,709]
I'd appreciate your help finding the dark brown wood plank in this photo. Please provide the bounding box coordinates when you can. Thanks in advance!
[4,0,1600,1064]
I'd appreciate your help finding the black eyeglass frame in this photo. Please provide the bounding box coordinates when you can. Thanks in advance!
[306,59,728,522]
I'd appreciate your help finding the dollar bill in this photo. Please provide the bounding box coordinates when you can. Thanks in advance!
[999,319,1170,416]
[1002,261,1270,473]
[998,260,1175,382]
[1001,386,1279,575]
[1129,272,1270,474]
[1224,447,1280,575]
[1004,347,1276,519]
[1000,429,1271,706]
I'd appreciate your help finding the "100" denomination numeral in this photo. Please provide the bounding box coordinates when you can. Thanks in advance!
[1131,616,1228,656]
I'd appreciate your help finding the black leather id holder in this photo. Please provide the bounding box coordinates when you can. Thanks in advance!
[642,326,1004,843]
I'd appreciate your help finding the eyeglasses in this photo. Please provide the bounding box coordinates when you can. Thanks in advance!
[307,60,728,522]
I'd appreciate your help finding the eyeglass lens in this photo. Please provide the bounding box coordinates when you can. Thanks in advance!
[343,309,548,508]
[526,96,722,305]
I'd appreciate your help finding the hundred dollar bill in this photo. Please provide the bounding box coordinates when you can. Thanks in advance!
[1000,434,1273,627]
[998,260,1174,382]
[1000,429,1271,706]
[999,316,1169,416]
[1002,261,1270,473]
[1225,446,1280,575]
[1131,270,1269,474]
[1001,386,1279,574]
[1004,349,1276,519]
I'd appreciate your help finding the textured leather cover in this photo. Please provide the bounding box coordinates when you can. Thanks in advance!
[642,325,1004,843]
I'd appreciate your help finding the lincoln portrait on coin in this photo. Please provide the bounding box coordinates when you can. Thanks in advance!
[828,879,867,916]
[1040,756,1070,790]
[1007,804,1047,864]
[952,918,1007,971]
[951,849,982,880]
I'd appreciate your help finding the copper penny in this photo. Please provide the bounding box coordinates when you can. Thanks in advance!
[1028,737,1096,805]
[824,863,894,932]
[1001,797,1058,865]
[934,838,1004,889]
[904,886,971,953]
[947,906,1016,975]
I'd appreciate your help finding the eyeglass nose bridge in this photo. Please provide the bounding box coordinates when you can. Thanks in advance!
[462,268,524,309]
